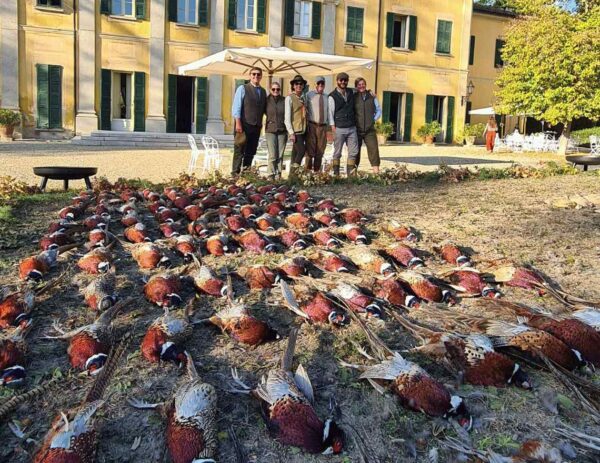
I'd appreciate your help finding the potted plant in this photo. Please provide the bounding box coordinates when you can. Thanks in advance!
[0,109,21,140]
[417,121,441,145]
[375,121,394,145]
[460,123,485,146]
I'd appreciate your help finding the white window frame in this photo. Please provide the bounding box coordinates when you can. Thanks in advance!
[177,0,198,24]
[392,14,409,49]
[294,0,312,38]
[237,0,258,31]
[112,0,135,17]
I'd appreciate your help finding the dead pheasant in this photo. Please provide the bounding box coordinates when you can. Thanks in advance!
[386,243,424,269]
[0,286,35,329]
[239,204,260,219]
[239,265,278,290]
[183,204,204,221]
[442,268,500,298]
[280,281,347,326]
[31,335,130,463]
[189,257,227,297]
[223,214,249,233]
[373,278,419,308]
[77,246,113,274]
[265,201,286,217]
[121,209,140,227]
[340,313,471,427]
[44,299,131,375]
[187,217,211,238]
[159,221,183,239]
[339,223,367,244]
[277,257,308,279]
[141,306,193,366]
[255,213,276,231]
[234,229,277,254]
[311,229,342,248]
[316,198,338,212]
[227,328,345,454]
[205,233,233,256]
[397,270,453,304]
[344,246,394,276]
[277,229,308,250]
[170,235,199,263]
[80,271,118,312]
[391,312,531,389]
[0,325,30,386]
[128,242,171,269]
[338,208,366,224]
[18,248,60,281]
[570,308,600,332]
[309,250,355,273]
[124,222,151,243]
[383,220,417,242]
[285,213,313,232]
[39,231,74,251]
[128,352,218,463]
[313,211,338,228]
[435,242,471,267]
[144,272,183,308]
[330,282,382,318]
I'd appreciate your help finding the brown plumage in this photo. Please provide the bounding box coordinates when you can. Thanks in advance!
[339,223,367,244]
[383,220,417,242]
[183,204,204,221]
[205,234,231,256]
[398,270,453,303]
[313,211,338,228]
[445,268,499,298]
[130,243,170,269]
[311,229,342,248]
[310,250,355,273]
[436,242,471,267]
[224,214,249,233]
[265,201,286,217]
[81,272,117,312]
[235,229,276,253]
[278,229,308,250]
[277,257,308,278]
[386,243,424,269]
[331,283,382,318]
[316,198,338,212]
[205,303,278,346]
[77,247,113,274]
[0,287,35,329]
[18,249,60,281]
[144,273,183,308]
[344,246,394,276]
[1,326,29,386]
[141,307,192,366]
[239,265,277,290]
[373,278,419,308]
[172,235,198,262]
[190,264,227,297]
[339,208,366,224]
[255,214,276,231]
[159,221,183,239]
[39,231,73,251]
[285,213,313,232]
[124,223,151,243]
[187,218,210,238]
[280,281,347,326]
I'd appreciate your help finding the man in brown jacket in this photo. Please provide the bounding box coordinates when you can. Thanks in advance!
[304,76,329,171]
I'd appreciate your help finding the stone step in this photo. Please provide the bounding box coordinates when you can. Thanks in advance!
[72,133,234,148]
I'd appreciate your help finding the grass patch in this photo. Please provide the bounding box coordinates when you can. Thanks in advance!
[0,205,14,223]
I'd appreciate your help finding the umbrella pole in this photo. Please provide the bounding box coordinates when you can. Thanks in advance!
[268,72,273,89]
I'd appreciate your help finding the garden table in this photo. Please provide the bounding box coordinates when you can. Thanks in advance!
[33,166,97,191]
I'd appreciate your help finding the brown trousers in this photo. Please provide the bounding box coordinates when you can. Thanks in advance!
[356,128,380,167]
[305,122,328,171]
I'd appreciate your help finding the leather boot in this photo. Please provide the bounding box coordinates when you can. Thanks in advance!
[347,160,357,177]
[332,160,341,177]
[305,156,313,171]
[289,163,301,182]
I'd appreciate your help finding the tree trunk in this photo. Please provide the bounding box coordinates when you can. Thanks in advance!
[558,120,572,156]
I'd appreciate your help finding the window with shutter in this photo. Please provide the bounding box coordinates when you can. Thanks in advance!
[346,6,364,44]
[37,0,62,7]
[311,2,321,39]
[227,0,237,28]
[435,20,452,54]
[382,91,391,123]
[100,69,112,130]
[469,36,475,65]
[425,95,434,123]
[167,75,178,133]
[36,64,63,130]
[293,0,312,37]
[495,39,505,67]
[196,77,208,134]
[408,16,417,50]
[256,0,266,33]
[198,0,209,25]
[403,93,413,142]
[100,0,111,15]
[236,0,259,30]
[177,0,197,24]
[134,72,146,132]
[36,65,49,129]
[465,101,472,124]
[445,96,455,143]
[135,0,146,19]
[388,14,409,49]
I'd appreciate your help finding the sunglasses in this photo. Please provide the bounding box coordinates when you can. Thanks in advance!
[338,79,348,82]
[271,88,280,91]
[316,82,325,86]
[293,82,304,85]
[250,72,262,76]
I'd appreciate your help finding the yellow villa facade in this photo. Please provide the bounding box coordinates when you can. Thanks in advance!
[0,0,513,141]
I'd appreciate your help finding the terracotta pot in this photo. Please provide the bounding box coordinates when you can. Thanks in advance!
[465,136,476,146]
[0,125,15,141]
[377,134,388,146]
[423,135,434,145]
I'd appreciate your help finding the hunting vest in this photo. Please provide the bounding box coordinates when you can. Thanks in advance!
[331,88,355,129]
[354,92,377,134]
[265,95,286,133]
[288,93,307,134]
[242,83,267,126]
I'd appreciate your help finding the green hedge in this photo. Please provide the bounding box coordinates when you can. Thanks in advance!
[571,127,600,145]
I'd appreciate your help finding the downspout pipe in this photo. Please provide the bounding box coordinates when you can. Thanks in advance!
[374,0,383,94]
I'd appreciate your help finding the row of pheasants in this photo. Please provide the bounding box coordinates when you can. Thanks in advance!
[1,182,600,463]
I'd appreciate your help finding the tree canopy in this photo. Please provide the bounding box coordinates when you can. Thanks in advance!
[494,0,600,131]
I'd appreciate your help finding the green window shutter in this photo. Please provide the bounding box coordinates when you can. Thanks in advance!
[100,0,111,15]
[134,72,146,132]
[168,0,178,22]
[385,13,394,48]
[167,74,178,133]
[425,94,434,123]
[48,65,62,129]
[403,92,413,142]
[257,0,266,33]
[382,91,391,123]
[465,101,472,124]
[469,35,475,65]
[346,7,363,44]
[445,96,455,143]
[196,77,208,134]
[36,64,49,129]
[284,0,294,36]
[495,39,505,67]
[355,8,364,43]
[235,79,246,90]
[135,0,146,19]
[436,20,451,54]
[408,15,417,50]
[198,0,209,25]
[311,2,321,40]
[227,0,237,29]
[100,69,112,130]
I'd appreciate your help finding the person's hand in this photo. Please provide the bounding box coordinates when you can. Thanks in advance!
[290,133,296,142]
[235,121,243,133]
[331,126,336,133]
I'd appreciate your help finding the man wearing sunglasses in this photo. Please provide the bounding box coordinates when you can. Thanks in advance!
[284,74,308,179]
[231,67,267,175]
[304,76,329,172]
[264,82,287,180]
[328,72,359,176]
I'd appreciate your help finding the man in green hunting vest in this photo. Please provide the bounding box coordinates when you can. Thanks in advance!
[354,77,382,174]
[284,74,308,179]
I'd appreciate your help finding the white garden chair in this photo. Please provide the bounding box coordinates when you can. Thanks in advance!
[590,135,599,156]
[201,136,222,173]
[252,137,269,173]
[493,134,509,153]
[187,135,201,174]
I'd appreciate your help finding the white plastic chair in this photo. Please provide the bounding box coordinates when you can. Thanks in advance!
[252,137,269,173]
[590,135,599,156]
[321,142,335,172]
[187,135,201,174]
[201,136,222,173]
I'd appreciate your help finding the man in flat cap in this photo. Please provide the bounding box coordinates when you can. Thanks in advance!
[284,74,308,179]
[304,76,329,172]
[328,72,359,176]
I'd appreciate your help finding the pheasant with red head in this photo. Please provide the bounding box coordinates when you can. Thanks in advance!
[128,352,218,463]
[43,299,131,375]
[18,248,60,281]
[127,242,171,269]
[331,283,382,318]
[338,208,367,224]
[144,272,183,308]
[383,220,417,242]
[309,250,355,273]
[443,268,500,298]
[39,231,74,251]
[277,229,308,250]
[311,229,342,248]
[398,270,454,304]
[386,243,424,269]
[435,241,471,267]
[0,325,30,387]
[234,229,277,254]
[280,281,348,326]
[373,278,419,308]
[124,223,151,243]
[77,247,113,274]
[141,306,192,366]
[223,214,250,234]
[227,328,345,454]
[0,286,35,329]
[339,223,368,244]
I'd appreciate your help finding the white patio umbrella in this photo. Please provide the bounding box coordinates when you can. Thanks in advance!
[178,46,374,82]
[468,106,496,115]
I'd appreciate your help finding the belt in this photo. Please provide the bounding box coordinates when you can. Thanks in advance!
[309,121,328,127]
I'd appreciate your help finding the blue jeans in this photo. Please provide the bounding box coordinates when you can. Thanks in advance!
[265,131,288,177]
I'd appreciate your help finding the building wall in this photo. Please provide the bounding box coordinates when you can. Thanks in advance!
[5,0,512,141]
